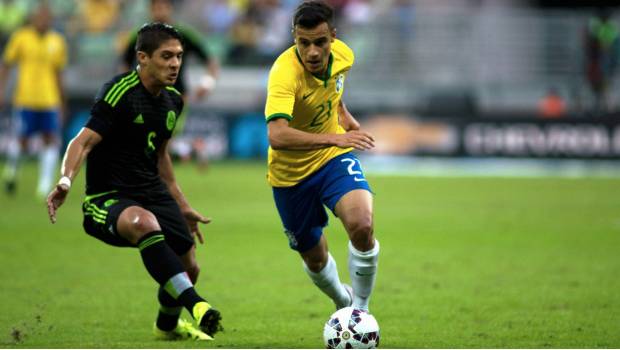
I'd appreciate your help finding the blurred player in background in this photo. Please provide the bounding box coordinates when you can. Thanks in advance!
[0,3,66,198]
[584,7,620,113]
[46,23,222,340]
[265,0,379,312]
[121,0,219,167]
[121,0,219,101]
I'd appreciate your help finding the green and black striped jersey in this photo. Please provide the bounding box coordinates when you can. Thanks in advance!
[84,70,184,196]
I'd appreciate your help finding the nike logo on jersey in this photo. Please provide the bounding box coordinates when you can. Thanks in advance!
[302,91,315,100]
[355,271,374,276]
[133,114,144,124]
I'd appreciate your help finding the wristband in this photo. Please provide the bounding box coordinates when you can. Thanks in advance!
[58,176,72,189]
[199,74,216,90]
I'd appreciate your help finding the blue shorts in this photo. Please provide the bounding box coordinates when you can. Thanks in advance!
[17,108,59,137]
[272,152,372,252]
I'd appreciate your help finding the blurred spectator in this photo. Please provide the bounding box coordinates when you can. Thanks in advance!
[227,0,291,66]
[255,0,292,61]
[201,0,239,35]
[121,0,219,100]
[538,87,566,118]
[392,0,414,41]
[229,0,250,13]
[227,2,262,65]
[120,0,220,168]
[343,0,371,26]
[326,0,350,22]
[584,7,620,114]
[0,3,67,197]
[0,0,28,49]
[75,0,121,33]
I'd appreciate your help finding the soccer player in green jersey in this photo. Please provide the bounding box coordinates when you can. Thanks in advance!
[46,23,221,341]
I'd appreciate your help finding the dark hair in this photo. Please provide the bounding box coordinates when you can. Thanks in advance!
[135,22,182,56]
[292,0,335,30]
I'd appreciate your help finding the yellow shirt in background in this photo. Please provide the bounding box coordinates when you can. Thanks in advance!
[3,26,67,109]
[265,39,355,187]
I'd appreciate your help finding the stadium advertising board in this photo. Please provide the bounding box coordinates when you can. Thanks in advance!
[461,120,620,159]
[362,114,620,159]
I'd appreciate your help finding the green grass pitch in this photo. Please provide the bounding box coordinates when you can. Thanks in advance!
[0,160,619,348]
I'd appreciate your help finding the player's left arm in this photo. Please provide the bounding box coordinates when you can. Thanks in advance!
[338,100,360,131]
[183,28,219,99]
[193,58,219,101]
[157,139,211,244]
[0,62,11,109]
[0,31,19,109]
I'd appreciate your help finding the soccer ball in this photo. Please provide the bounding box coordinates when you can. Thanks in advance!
[323,307,380,349]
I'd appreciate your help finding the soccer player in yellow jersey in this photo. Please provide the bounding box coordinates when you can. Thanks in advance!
[266,0,379,312]
[0,3,67,197]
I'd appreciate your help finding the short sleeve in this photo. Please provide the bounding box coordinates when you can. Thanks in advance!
[2,31,21,64]
[85,82,119,138]
[265,61,297,123]
[86,100,116,138]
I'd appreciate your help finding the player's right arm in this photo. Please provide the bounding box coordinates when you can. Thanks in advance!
[46,76,121,223]
[47,127,102,223]
[268,118,374,151]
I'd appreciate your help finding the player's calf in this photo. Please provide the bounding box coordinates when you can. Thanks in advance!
[348,239,379,311]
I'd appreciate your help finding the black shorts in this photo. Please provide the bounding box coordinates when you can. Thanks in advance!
[82,190,194,255]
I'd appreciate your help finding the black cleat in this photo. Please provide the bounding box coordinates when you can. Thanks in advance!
[5,180,16,196]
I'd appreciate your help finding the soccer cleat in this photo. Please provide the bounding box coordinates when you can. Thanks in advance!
[153,319,213,341]
[192,301,223,337]
[4,179,16,196]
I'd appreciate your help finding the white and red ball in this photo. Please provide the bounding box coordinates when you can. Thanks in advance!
[323,307,380,349]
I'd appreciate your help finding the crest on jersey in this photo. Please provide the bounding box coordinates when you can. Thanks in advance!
[166,111,176,131]
[335,74,345,93]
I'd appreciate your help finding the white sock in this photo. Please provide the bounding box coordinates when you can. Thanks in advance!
[303,253,351,309]
[3,138,21,180]
[37,145,59,195]
[348,239,379,311]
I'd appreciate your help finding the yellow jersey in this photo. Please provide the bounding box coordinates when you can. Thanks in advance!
[2,26,67,109]
[265,39,354,187]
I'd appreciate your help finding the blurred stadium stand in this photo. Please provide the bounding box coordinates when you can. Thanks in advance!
[1,0,611,115]
[56,1,620,115]
[2,0,620,163]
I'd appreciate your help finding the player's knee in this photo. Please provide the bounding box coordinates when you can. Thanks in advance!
[347,217,374,251]
[186,263,200,283]
[131,212,159,234]
[120,209,160,244]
